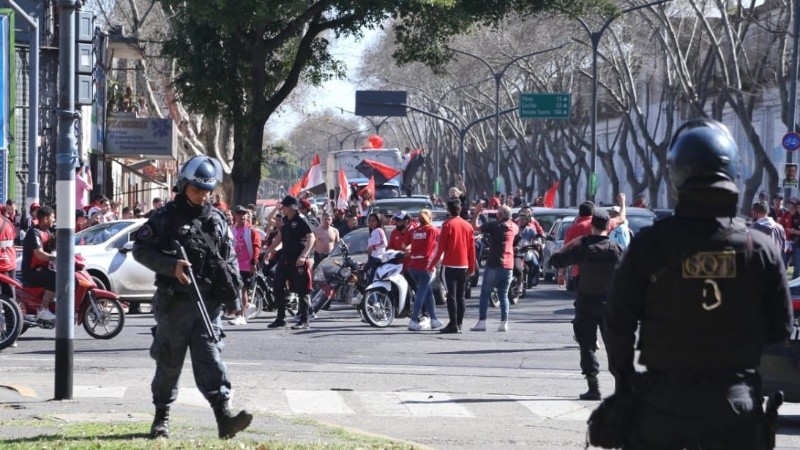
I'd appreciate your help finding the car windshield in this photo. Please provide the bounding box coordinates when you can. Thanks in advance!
[75,221,133,245]
[557,218,575,241]
[627,215,654,234]
[371,200,432,216]
[329,229,369,257]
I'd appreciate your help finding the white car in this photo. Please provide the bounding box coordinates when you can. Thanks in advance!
[74,219,156,309]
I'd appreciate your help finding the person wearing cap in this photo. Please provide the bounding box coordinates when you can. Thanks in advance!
[229,206,262,326]
[262,195,316,330]
[75,209,89,232]
[549,209,624,400]
[781,196,800,276]
[388,211,415,252]
[769,192,784,222]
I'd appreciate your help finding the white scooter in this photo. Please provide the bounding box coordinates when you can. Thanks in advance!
[362,250,411,327]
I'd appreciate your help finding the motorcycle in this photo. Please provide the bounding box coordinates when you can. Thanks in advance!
[362,250,412,327]
[310,242,366,314]
[0,294,22,350]
[511,236,544,300]
[0,255,125,340]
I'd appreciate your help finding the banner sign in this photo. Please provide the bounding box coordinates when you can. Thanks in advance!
[105,118,177,159]
[0,15,8,150]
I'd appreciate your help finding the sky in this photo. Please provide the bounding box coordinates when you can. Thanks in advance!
[267,29,382,141]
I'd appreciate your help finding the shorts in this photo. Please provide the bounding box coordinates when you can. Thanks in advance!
[239,271,255,290]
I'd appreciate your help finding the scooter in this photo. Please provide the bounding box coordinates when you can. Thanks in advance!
[0,255,125,340]
[362,250,411,327]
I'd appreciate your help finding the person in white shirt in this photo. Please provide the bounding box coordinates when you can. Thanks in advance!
[75,165,93,210]
[365,212,387,284]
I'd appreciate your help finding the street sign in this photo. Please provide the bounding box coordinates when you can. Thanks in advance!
[519,93,571,119]
[355,90,408,117]
[783,132,800,152]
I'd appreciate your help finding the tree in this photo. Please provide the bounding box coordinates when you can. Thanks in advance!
[156,0,608,205]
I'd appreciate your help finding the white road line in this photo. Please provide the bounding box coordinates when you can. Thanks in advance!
[286,390,355,415]
[177,387,211,407]
[511,395,595,420]
[397,392,474,417]
[73,385,127,399]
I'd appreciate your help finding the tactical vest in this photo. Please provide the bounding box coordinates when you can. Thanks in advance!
[576,238,621,298]
[637,217,767,371]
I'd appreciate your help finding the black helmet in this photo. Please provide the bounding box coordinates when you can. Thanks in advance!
[667,118,738,193]
[178,156,222,192]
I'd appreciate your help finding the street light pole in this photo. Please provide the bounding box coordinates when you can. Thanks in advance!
[786,0,800,199]
[577,0,672,202]
[449,44,569,194]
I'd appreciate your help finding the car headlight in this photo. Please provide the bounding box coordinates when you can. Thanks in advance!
[313,267,325,282]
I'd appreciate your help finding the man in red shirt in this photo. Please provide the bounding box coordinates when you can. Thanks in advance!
[559,194,626,288]
[429,199,475,333]
[388,211,415,251]
[488,191,502,209]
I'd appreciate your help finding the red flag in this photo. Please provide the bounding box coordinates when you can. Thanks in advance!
[288,154,325,196]
[337,168,349,210]
[357,176,376,200]
[355,158,402,185]
[543,180,560,208]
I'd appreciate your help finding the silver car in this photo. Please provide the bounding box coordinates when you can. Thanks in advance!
[74,219,156,308]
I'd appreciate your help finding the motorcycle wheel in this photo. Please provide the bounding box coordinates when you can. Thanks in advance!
[285,293,298,317]
[246,283,266,320]
[509,279,520,305]
[310,289,329,314]
[490,289,500,308]
[363,289,395,327]
[82,296,125,339]
[0,295,22,350]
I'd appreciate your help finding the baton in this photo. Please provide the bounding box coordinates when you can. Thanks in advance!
[175,241,219,343]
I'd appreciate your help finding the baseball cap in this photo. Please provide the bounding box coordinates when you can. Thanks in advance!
[234,205,248,215]
[788,197,799,205]
[30,202,40,211]
[280,195,299,210]
[392,210,410,221]
[774,193,784,200]
[591,210,610,230]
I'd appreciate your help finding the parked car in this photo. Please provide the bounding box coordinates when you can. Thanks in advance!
[366,196,434,219]
[541,216,576,283]
[73,219,156,311]
[602,206,657,237]
[530,207,579,237]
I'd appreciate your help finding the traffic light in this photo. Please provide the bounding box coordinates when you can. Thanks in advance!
[75,10,95,105]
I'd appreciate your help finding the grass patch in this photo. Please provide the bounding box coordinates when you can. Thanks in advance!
[0,419,423,449]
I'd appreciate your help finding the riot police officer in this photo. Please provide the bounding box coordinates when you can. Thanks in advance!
[604,118,793,449]
[133,156,252,440]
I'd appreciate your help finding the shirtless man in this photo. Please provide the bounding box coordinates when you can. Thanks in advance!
[313,213,340,268]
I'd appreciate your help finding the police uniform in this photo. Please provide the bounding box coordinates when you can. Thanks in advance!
[272,208,313,325]
[132,155,250,440]
[549,210,623,399]
[603,119,793,449]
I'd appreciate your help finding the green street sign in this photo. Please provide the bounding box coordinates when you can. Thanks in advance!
[519,93,571,119]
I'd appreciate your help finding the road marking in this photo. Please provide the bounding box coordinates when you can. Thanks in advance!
[177,387,211,407]
[73,385,127,399]
[286,390,355,415]
[511,395,594,420]
[396,392,473,417]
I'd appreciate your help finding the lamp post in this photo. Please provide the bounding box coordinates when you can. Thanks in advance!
[575,0,672,202]
[786,0,800,199]
[449,44,569,194]
[337,107,391,135]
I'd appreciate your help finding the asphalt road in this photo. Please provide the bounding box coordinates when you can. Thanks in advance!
[3,282,800,449]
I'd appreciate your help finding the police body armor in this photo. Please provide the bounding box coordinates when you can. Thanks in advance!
[636,216,765,372]
[141,201,240,310]
[576,237,620,300]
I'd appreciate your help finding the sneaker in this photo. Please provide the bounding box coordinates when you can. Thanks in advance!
[418,318,431,330]
[267,319,286,328]
[309,311,317,321]
[37,308,56,321]
[228,316,247,326]
[470,320,486,332]
[222,311,236,321]
[429,319,445,330]
[291,321,309,330]
[497,321,509,332]
[408,319,422,331]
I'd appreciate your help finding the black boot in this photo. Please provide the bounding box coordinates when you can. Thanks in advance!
[213,402,253,439]
[579,375,601,400]
[149,407,170,439]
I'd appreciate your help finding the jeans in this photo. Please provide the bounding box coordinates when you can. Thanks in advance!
[478,266,512,321]
[793,248,800,279]
[409,268,437,322]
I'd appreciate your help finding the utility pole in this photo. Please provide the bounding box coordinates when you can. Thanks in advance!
[786,0,800,199]
[54,0,79,400]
